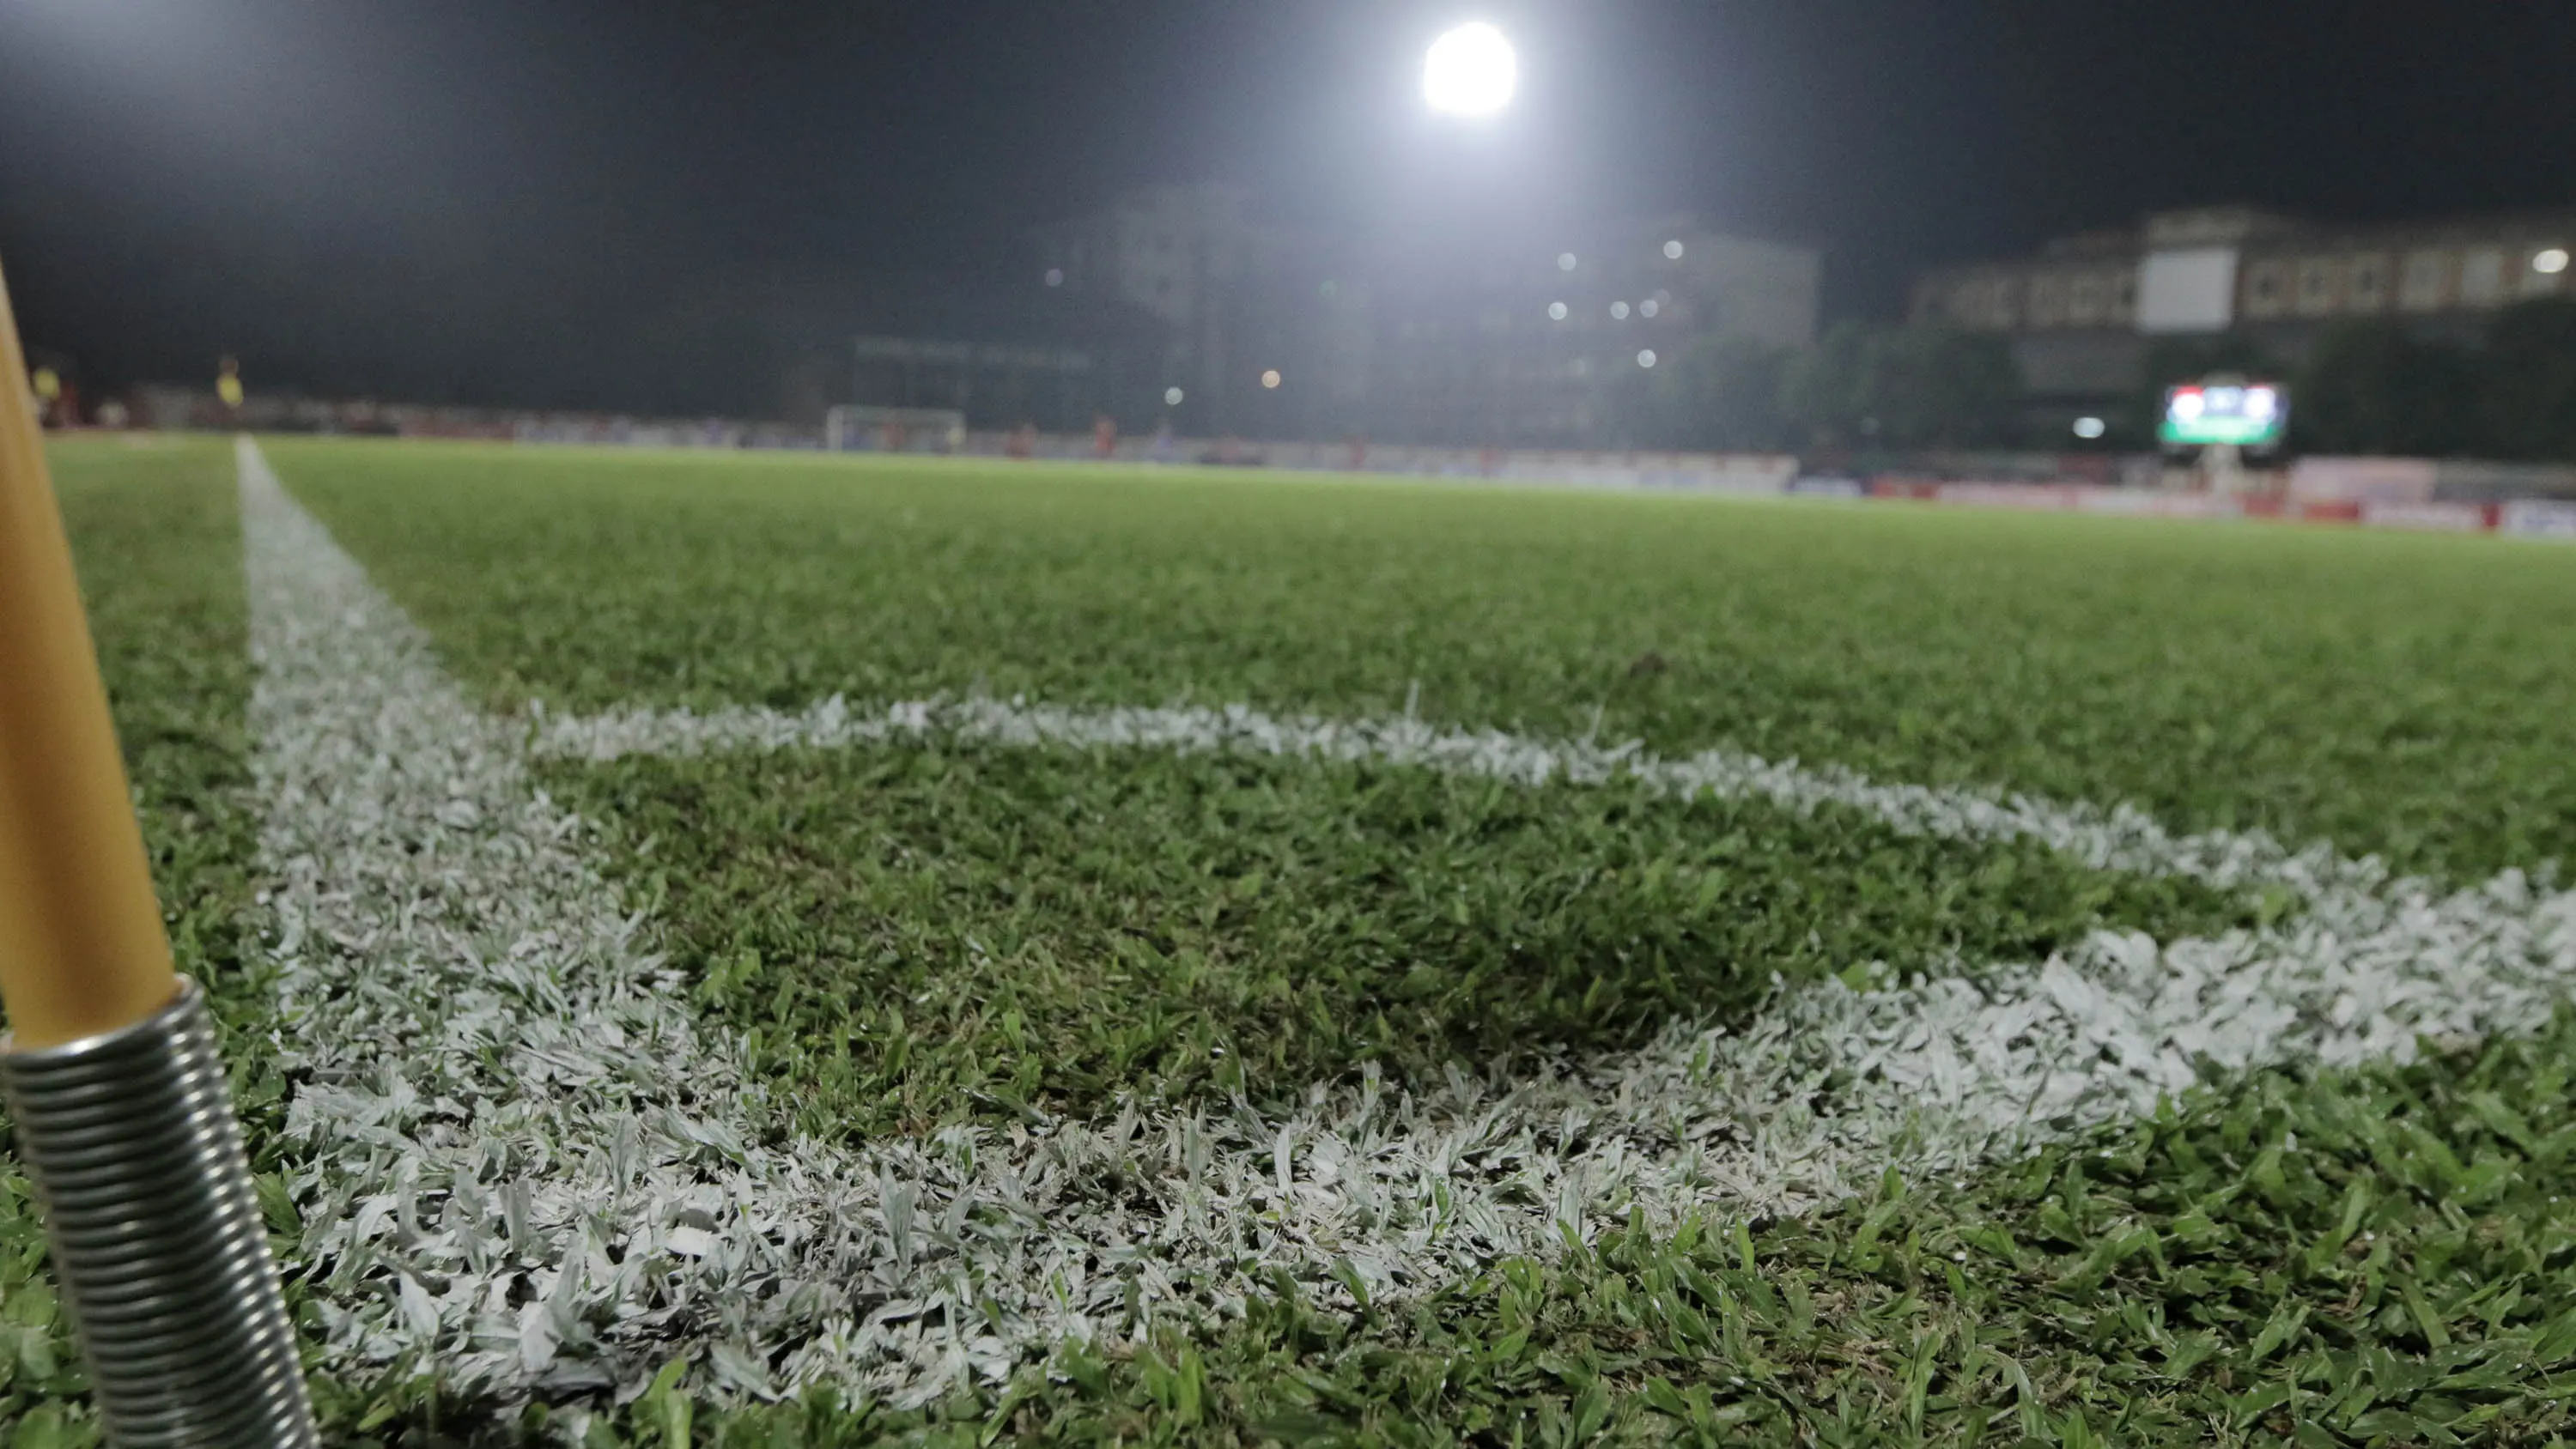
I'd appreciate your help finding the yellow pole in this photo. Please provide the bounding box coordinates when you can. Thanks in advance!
[0,255,179,1049]
[0,258,317,1442]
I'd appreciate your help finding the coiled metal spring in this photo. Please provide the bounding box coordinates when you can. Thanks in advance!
[3,978,317,1446]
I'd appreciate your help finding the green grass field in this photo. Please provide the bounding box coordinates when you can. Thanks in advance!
[10,433,2576,1446]
[276,440,2576,885]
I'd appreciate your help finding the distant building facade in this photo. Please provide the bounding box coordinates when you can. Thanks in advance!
[1035,185,1820,447]
[1033,185,1271,435]
[1914,206,2576,430]
[815,276,1174,434]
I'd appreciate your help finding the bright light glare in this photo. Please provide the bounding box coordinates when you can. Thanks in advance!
[1424,22,1518,117]
[1663,240,1686,260]
[2073,416,2107,440]
[1611,301,1631,319]
[1546,301,1569,321]
[1558,252,1578,272]
[1637,349,1658,369]
[2537,248,2570,275]
[1164,387,1185,406]
[1261,369,1283,390]
[1639,299,1660,318]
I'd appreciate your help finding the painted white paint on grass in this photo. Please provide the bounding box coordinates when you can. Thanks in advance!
[532,695,2362,900]
[243,440,2576,1413]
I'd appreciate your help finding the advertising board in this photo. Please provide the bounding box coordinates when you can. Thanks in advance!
[2161,382,2288,448]
[2501,500,2576,540]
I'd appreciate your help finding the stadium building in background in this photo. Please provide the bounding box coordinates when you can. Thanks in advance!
[999,185,1821,447]
[1917,205,2576,434]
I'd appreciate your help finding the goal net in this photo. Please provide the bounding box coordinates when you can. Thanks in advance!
[825,405,968,454]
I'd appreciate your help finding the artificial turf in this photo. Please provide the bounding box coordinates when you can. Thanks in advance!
[575,1014,2576,1448]
[270,436,2576,886]
[559,742,2249,1141]
[12,434,2576,1445]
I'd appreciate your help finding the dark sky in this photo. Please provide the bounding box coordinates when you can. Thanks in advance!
[7,1,2576,410]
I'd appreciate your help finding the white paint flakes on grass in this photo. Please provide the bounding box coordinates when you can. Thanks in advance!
[243,439,2576,1412]
[533,695,2362,899]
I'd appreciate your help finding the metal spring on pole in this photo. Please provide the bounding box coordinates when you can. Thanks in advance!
[2,978,318,1447]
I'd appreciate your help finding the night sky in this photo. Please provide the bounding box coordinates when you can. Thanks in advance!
[7,1,2575,411]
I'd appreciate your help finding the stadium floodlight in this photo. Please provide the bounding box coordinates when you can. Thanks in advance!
[2073,416,2108,440]
[1611,301,1631,320]
[1424,22,1517,117]
[1637,349,1658,368]
[1164,386,1186,406]
[1547,301,1569,320]
[2537,248,2570,276]
[1664,239,1686,260]
[1558,252,1578,272]
[0,260,319,1440]
[1261,369,1283,390]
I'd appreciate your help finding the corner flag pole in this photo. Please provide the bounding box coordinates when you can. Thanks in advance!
[0,260,318,1445]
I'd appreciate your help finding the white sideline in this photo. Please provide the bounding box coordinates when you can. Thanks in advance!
[242,439,2576,1410]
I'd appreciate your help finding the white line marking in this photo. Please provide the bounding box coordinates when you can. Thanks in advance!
[245,439,2576,1411]
[531,695,2370,899]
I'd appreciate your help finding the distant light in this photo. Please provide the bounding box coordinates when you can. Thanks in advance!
[2073,416,2107,440]
[1664,240,1686,260]
[1558,252,1578,272]
[1164,386,1185,406]
[1547,301,1569,321]
[1637,349,1658,368]
[1044,268,1065,288]
[2537,248,2571,276]
[1639,299,1661,318]
[1261,369,1283,390]
[1423,22,1517,117]
[1611,301,1631,320]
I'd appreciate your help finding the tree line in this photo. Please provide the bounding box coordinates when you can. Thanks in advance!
[1637,321,2024,452]
[2170,300,2576,460]
[1638,298,2576,460]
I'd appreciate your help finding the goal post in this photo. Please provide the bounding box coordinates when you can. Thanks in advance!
[825,405,967,454]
